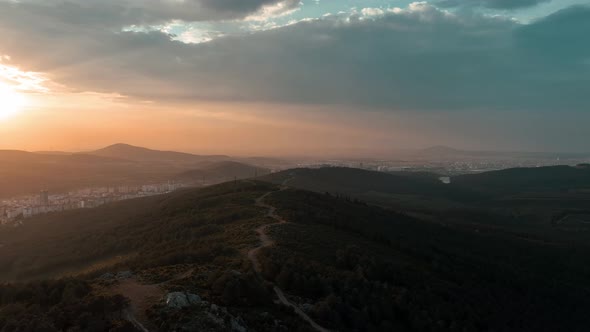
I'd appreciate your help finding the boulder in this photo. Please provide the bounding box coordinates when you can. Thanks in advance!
[231,318,247,332]
[206,312,226,328]
[166,292,202,309]
[186,293,202,305]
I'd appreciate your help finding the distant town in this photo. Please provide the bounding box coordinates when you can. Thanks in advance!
[296,155,589,176]
[0,181,186,226]
[2,151,588,227]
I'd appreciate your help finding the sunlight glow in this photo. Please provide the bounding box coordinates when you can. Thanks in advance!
[0,83,25,119]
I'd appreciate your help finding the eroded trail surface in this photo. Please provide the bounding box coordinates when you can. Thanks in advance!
[114,278,164,332]
[248,184,331,332]
[247,190,284,275]
[110,268,195,332]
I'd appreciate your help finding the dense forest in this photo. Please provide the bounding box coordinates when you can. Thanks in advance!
[256,188,590,331]
[1,166,590,331]
[0,279,135,332]
[0,181,272,281]
[0,181,314,331]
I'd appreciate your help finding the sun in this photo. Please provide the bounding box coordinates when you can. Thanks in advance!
[0,83,25,120]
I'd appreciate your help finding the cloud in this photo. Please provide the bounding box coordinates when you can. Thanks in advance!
[361,8,385,17]
[515,5,590,60]
[0,1,588,113]
[0,63,49,93]
[244,0,301,21]
[436,0,552,10]
[0,0,300,27]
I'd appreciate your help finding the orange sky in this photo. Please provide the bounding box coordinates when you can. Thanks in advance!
[1,2,589,155]
[0,80,430,156]
[0,63,435,156]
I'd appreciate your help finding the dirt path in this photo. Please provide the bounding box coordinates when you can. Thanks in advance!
[248,182,331,332]
[114,278,165,332]
[110,268,195,332]
[247,190,284,275]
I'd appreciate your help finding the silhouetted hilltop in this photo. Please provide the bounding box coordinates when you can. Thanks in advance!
[176,161,270,183]
[0,145,271,198]
[89,143,229,163]
[32,151,72,156]
[0,149,170,198]
[453,165,590,194]
[202,160,270,177]
[262,167,439,193]
[0,150,129,164]
[0,150,61,163]
[62,153,132,164]
[261,167,478,206]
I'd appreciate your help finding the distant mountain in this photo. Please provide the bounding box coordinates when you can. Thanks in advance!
[33,151,72,156]
[0,150,48,163]
[88,143,229,163]
[0,145,287,200]
[235,156,291,168]
[0,150,128,164]
[201,161,270,178]
[63,153,134,164]
[0,149,172,198]
[175,161,270,183]
[0,145,271,198]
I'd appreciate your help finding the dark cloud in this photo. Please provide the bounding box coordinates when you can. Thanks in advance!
[199,0,295,14]
[0,0,300,27]
[437,0,551,9]
[516,5,590,60]
[0,2,588,113]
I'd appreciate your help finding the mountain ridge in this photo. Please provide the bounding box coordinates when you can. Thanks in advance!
[88,143,230,162]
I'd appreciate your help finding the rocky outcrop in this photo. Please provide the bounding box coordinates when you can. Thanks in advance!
[165,292,202,309]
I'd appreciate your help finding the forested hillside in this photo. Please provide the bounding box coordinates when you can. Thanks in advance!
[1,178,590,331]
[0,181,272,282]
[258,188,590,331]
[175,161,270,184]
[452,165,590,194]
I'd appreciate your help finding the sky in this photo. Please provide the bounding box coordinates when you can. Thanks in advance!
[0,0,589,156]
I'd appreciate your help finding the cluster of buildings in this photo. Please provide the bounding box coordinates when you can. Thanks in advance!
[299,156,590,176]
[0,182,186,226]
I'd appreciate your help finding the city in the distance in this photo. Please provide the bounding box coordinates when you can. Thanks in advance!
[3,143,587,227]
